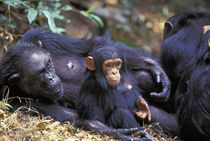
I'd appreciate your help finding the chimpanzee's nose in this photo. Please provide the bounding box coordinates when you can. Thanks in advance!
[49,76,55,83]
[112,71,117,75]
[48,74,55,83]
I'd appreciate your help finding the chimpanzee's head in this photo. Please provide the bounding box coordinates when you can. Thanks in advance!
[0,43,63,99]
[86,36,126,89]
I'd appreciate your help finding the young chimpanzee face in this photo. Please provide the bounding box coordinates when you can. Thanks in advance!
[102,58,122,86]
[86,45,125,88]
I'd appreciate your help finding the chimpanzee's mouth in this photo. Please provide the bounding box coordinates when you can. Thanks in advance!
[55,84,63,97]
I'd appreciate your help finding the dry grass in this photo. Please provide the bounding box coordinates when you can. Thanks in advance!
[0,107,115,141]
[0,87,180,141]
[0,103,181,141]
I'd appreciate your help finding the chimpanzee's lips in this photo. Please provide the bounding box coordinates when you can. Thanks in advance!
[111,77,120,81]
[109,78,120,85]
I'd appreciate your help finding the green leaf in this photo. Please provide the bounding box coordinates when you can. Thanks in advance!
[27,8,37,24]
[55,27,66,34]
[61,5,72,11]
[51,10,64,20]
[54,2,61,9]
[80,10,104,28]
[80,11,89,18]
[86,7,94,14]
[37,1,44,10]
[43,10,56,33]
[0,101,13,111]
[90,14,104,27]
[3,0,29,8]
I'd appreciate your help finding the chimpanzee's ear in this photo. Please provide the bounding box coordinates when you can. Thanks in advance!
[203,25,210,34]
[8,73,20,84]
[164,21,173,33]
[36,40,42,48]
[86,56,96,71]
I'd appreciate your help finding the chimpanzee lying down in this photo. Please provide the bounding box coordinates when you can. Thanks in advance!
[0,28,174,140]
[161,11,210,141]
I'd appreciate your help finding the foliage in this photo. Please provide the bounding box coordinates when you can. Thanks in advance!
[0,86,12,111]
[0,101,12,111]
[80,7,104,28]
[2,0,70,33]
[2,0,104,34]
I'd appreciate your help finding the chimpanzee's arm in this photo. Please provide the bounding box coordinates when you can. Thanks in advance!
[73,119,153,141]
[116,42,171,102]
[131,57,171,102]
[142,57,171,101]
[9,99,78,123]
[149,105,179,136]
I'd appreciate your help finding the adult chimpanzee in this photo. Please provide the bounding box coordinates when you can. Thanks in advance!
[0,43,69,121]
[161,11,210,140]
[177,66,210,141]
[0,42,148,140]
[21,28,93,109]
[77,37,153,140]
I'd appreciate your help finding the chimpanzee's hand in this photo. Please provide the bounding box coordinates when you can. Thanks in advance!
[136,98,151,121]
[114,127,154,141]
[143,58,171,101]
[73,118,154,141]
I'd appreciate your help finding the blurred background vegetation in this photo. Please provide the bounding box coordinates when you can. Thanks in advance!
[0,0,210,57]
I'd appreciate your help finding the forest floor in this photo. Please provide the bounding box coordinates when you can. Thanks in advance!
[0,103,179,141]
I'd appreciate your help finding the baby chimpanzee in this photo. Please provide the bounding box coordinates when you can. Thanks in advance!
[77,36,152,140]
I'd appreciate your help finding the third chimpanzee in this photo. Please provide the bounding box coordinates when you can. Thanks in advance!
[161,11,210,140]
[77,36,153,140]
[176,66,210,141]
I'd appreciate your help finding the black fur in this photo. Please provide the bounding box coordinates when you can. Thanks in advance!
[161,11,210,140]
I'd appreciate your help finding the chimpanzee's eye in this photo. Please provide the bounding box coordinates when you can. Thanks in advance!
[116,62,121,66]
[106,63,111,68]
[46,62,50,69]
[38,70,44,75]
